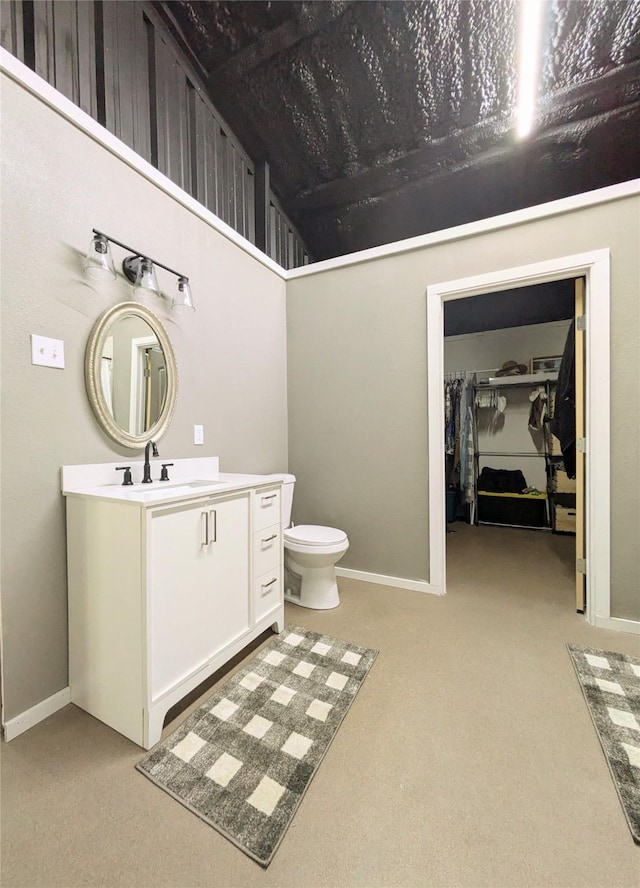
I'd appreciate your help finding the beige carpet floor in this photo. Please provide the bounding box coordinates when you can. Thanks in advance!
[2,523,639,888]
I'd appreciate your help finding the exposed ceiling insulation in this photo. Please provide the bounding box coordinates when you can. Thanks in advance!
[158,0,640,261]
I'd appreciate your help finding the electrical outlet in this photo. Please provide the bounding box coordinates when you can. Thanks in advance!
[194,424,204,445]
[31,334,65,369]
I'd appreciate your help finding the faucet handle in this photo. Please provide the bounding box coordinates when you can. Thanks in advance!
[116,466,133,486]
[160,463,174,481]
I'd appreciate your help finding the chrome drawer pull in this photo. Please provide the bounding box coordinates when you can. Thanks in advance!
[262,534,277,543]
[209,509,217,543]
[261,494,277,502]
[201,511,209,546]
[261,577,277,589]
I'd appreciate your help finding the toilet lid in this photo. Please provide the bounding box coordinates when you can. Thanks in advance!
[284,525,347,546]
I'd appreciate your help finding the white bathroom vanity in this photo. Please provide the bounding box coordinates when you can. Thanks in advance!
[62,458,285,748]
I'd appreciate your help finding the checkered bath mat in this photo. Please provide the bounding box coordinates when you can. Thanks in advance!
[136,626,378,866]
[567,644,640,843]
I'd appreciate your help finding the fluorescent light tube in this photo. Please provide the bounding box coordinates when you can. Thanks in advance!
[516,0,545,138]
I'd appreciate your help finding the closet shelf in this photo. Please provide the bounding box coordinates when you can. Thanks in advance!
[477,371,557,387]
[478,491,547,500]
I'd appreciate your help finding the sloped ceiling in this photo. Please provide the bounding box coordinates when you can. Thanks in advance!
[158,0,640,261]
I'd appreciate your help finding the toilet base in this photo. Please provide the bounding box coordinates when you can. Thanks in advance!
[284,560,341,610]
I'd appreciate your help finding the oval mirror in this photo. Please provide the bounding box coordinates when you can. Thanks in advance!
[85,302,178,448]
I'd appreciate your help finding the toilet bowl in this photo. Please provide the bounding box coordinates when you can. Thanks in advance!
[284,525,349,610]
[280,476,348,610]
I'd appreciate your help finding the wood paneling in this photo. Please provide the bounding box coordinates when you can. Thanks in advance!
[31,0,54,85]
[192,90,219,216]
[33,0,97,117]
[267,194,309,269]
[154,31,191,194]
[102,2,151,161]
[0,0,24,60]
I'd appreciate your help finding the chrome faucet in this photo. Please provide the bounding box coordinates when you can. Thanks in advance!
[142,441,159,483]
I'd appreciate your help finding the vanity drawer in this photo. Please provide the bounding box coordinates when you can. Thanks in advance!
[254,566,282,623]
[252,523,281,577]
[253,488,281,531]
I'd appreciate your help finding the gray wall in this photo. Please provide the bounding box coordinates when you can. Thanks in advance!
[0,74,287,720]
[287,195,640,620]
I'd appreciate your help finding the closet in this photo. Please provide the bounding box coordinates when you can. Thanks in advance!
[443,281,577,536]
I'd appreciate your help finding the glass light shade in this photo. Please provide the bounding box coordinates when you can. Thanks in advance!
[83,234,116,280]
[133,258,161,298]
[171,276,195,311]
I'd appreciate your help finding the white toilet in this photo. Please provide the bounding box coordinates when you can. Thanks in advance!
[281,475,349,610]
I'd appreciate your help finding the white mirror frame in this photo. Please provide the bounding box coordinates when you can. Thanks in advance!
[85,302,178,449]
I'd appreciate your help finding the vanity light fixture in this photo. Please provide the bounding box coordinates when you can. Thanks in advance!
[172,276,195,311]
[86,229,195,311]
[124,256,161,298]
[83,232,117,280]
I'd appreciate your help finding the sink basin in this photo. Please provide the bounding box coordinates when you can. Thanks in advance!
[127,480,231,501]
[129,479,226,491]
[157,480,226,489]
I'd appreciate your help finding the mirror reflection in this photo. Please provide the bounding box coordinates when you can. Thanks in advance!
[85,302,178,449]
[101,316,167,436]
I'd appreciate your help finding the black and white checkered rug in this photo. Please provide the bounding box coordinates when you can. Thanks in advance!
[136,626,378,866]
[567,644,640,843]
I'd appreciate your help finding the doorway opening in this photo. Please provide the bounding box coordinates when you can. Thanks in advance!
[442,278,581,614]
[426,250,611,627]
[130,336,167,436]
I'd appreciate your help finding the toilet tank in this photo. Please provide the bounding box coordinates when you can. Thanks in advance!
[280,474,296,527]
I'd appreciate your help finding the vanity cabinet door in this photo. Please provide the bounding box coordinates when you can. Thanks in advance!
[206,495,251,651]
[148,494,250,702]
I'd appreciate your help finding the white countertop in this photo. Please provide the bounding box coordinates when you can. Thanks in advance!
[61,459,290,506]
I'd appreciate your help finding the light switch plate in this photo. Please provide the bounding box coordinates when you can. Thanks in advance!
[194,424,204,445]
[31,334,65,369]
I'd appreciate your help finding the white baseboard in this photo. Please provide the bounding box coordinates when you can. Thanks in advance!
[593,616,640,635]
[3,687,71,741]
[335,567,442,595]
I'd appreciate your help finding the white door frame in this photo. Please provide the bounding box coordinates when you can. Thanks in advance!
[129,335,158,435]
[426,249,611,626]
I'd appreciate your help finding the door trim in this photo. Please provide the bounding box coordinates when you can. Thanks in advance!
[574,278,586,612]
[426,249,611,626]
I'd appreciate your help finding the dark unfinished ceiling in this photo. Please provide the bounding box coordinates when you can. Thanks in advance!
[444,278,575,336]
[158,0,640,261]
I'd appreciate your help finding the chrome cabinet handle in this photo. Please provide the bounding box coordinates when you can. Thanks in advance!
[202,511,209,546]
[261,494,277,503]
[262,534,277,543]
[209,509,217,543]
[261,577,277,589]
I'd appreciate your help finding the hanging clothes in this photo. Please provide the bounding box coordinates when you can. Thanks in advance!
[528,386,548,431]
[552,321,576,477]
[444,375,476,504]
[476,388,498,410]
[459,381,475,504]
